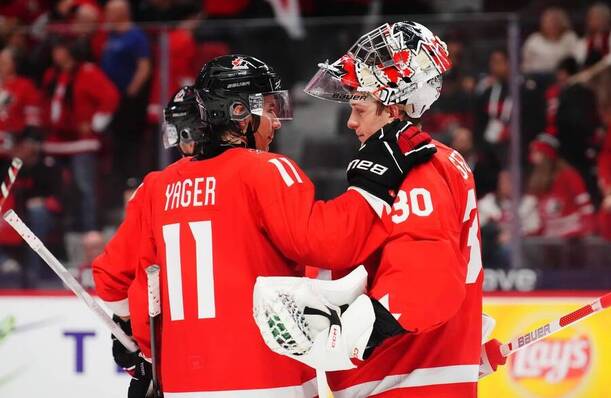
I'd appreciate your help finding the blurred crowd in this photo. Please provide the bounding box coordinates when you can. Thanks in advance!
[0,0,610,287]
[423,3,611,269]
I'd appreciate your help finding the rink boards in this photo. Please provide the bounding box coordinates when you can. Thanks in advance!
[0,292,129,397]
[480,291,611,398]
[1,291,610,398]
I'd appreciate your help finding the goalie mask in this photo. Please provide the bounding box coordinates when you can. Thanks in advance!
[162,86,204,156]
[305,21,451,118]
[194,55,293,150]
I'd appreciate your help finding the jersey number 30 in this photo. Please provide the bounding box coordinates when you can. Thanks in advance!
[391,187,482,284]
[163,221,216,321]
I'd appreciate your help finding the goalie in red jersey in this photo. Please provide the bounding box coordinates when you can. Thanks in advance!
[255,22,485,398]
[94,53,436,397]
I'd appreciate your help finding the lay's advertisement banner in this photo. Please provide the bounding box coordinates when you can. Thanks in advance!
[479,294,611,398]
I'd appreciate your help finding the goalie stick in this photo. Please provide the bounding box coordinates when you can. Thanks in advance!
[480,292,611,378]
[0,158,22,211]
[146,265,163,398]
[2,209,139,353]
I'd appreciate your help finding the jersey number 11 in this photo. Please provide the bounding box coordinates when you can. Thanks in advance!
[162,221,216,321]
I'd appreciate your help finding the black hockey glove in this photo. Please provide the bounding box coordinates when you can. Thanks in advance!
[112,315,139,369]
[127,360,153,398]
[346,120,436,205]
[111,315,154,398]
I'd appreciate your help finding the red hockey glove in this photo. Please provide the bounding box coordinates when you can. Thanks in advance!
[479,338,507,378]
[396,123,433,154]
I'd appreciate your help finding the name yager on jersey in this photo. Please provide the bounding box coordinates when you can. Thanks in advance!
[164,177,217,210]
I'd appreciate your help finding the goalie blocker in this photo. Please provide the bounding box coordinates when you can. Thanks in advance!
[253,266,405,371]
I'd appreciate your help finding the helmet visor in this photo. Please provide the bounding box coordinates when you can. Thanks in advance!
[162,121,179,149]
[248,90,293,120]
[304,64,369,103]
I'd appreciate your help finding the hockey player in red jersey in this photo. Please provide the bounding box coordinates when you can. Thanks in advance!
[96,53,436,397]
[93,86,201,397]
[256,22,484,397]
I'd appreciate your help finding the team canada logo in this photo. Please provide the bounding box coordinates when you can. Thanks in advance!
[508,330,593,397]
[231,56,249,70]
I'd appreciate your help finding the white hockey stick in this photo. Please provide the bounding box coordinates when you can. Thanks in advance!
[480,292,611,378]
[2,209,139,353]
[316,370,330,398]
[0,158,23,211]
[146,265,163,397]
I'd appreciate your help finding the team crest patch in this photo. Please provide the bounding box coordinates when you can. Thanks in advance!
[232,57,249,70]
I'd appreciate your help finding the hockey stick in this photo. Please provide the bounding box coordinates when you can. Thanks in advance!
[146,265,163,398]
[2,209,139,353]
[480,292,611,378]
[0,158,23,211]
[316,370,330,398]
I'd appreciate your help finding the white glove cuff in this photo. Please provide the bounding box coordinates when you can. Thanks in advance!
[341,294,375,360]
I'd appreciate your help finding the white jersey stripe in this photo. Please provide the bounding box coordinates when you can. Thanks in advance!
[332,364,479,398]
[163,223,185,321]
[8,167,16,182]
[269,158,295,187]
[190,221,215,319]
[164,377,317,397]
[279,157,303,183]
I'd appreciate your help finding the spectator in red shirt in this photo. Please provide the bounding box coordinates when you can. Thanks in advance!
[526,133,595,238]
[0,47,41,157]
[0,0,48,25]
[42,37,119,232]
[0,128,63,287]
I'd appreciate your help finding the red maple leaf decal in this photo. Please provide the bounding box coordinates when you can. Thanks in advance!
[231,57,243,68]
[392,50,413,79]
[422,37,452,73]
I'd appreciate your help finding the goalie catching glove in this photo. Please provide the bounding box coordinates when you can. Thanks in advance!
[253,266,405,371]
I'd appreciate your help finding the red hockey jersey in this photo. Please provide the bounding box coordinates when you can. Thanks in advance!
[93,168,164,317]
[0,76,41,155]
[327,141,483,398]
[42,63,119,155]
[536,166,595,238]
[133,148,389,395]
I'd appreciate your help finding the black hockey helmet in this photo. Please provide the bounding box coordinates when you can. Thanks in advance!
[193,54,293,150]
[162,86,204,156]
